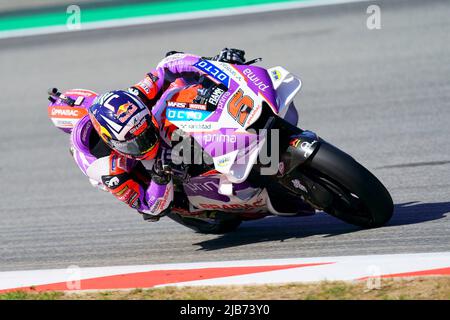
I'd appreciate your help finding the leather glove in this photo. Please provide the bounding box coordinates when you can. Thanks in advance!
[213,48,246,64]
[152,158,172,185]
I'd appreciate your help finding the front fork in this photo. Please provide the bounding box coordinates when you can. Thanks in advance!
[259,115,333,210]
[280,130,320,173]
[277,133,338,210]
[249,113,326,209]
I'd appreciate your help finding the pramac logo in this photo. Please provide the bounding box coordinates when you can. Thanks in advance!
[52,109,78,117]
[49,106,87,119]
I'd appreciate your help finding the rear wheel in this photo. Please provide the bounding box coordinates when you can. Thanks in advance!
[299,141,393,228]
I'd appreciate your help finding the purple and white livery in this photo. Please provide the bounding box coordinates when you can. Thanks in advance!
[48,52,393,234]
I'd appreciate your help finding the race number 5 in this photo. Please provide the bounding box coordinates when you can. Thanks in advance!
[227,89,254,126]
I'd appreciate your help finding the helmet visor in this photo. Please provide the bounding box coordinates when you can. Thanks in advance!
[109,126,159,158]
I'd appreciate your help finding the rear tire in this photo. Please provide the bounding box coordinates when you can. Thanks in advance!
[302,141,393,228]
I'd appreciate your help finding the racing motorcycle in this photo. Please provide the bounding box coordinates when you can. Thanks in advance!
[47,54,393,234]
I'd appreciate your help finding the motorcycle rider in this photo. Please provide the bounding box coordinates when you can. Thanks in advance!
[70,48,247,222]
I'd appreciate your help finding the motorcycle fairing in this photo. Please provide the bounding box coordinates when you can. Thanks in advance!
[163,60,283,184]
[183,174,269,213]
[267,66,302,122]
[48,89,97,134]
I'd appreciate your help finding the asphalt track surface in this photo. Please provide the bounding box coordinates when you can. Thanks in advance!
[1,0,449,271]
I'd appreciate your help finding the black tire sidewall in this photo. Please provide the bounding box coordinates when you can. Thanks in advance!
[305,141,394,228]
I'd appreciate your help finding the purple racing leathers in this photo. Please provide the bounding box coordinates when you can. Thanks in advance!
[128,53,203,111]
[69,53,204,216]
[70,115,173,216]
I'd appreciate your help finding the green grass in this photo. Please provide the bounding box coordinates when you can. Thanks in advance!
[0,0,310,32]
[0,290,63,300]
[1,277,449,300]
[0,277,450,300]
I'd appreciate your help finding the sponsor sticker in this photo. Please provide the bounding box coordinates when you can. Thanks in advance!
[129,117,147,135]
[271,69,282,81]
[115,102,138,123]
[166,101,207,110]
[199,198,265,210]
[217,91,231,111]
[188,103,207,111]
[48,106,87,119]
[146,72,159,83]
[166,107,212,122]
[53,119,76,128]
[177,122,215,131]
[203,133,237,144]
[207,86,225,108]
[290,138,302,148]
[128,87,140,96]
[136,75,156,95]
[217,157,231,167]
[218,62,244,82]
[105,176,120,188]
[65,89,97,97]
[74,96,85,106]
[194,60,230,87]
[243,68,270,92]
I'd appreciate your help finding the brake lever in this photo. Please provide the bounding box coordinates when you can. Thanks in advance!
[48,87,76,106]
[244,58,262,65]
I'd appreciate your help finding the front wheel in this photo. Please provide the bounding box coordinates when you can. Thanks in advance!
[298,141,393,228]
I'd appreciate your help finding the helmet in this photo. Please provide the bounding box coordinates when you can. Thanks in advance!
[88,90,160,160]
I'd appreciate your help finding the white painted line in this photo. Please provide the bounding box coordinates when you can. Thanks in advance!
[0,256,334,290]
[162,252,450,287]
[0,0,373,40]
[0,252,449,291]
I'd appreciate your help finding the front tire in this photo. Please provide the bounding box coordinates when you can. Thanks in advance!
[301,141,393,228]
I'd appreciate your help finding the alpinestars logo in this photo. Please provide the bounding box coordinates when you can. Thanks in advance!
[105,177,120,188]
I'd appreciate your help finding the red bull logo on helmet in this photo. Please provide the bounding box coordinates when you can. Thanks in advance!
[115,102,138,123]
